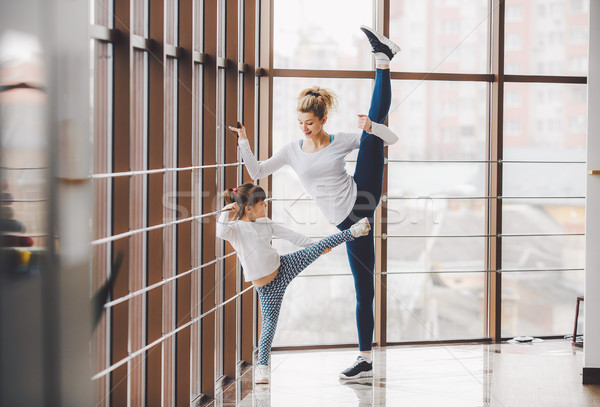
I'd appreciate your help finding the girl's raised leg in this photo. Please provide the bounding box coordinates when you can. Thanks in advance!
[278,229,355,286]
[254,222,369,368]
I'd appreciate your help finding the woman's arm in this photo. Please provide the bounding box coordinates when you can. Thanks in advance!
[229,122,289,180]
[269,221,315,248]
[238,139,289,180]
[357,114,399,146]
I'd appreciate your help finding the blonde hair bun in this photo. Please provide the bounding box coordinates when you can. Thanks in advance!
[297,86,337,119]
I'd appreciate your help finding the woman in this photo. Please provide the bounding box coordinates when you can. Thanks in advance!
[229,26,400,380]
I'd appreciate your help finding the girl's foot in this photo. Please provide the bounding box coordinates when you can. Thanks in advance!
[360,25,401,65]
[254,364,270,384]
[350,217,371,238]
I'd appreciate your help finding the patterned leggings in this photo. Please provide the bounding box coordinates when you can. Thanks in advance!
[255,229,355,366]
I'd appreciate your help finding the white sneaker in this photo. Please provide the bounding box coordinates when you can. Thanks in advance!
[254,364,270,384]
[350,218,371,238]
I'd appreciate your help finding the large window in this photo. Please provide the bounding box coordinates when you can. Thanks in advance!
[269,0,589,348]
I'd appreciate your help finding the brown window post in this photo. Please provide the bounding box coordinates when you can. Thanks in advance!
[110,0,131,404]
[147,0,165,404]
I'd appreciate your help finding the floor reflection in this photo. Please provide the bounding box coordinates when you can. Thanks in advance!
[204,340,599,407]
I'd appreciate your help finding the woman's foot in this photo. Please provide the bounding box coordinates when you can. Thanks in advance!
[339,355,374,380]
[360,25,401,65]
[254,364,270,384]
[350,217,371,238]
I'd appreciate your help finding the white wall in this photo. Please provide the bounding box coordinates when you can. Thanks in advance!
[584,0,600,369]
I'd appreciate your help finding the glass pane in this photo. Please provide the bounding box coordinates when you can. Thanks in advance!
[271,76,371,237]
[503,83,587,161]
[273,0,374,70]
[502,163,586,197]
[504,0,589,75]
[502,235,585,271]
[271,77,374,345]
[387,237,485,273]
[502,199,585,235]
[218,0,225,58]
[166,0,178,45]
[501,270,584,337]
[0,31,49,276]
[273,275,357,346]
[194,0,203,52]
[132,0,147,36]
[390,0,489,74]
[387,273,485,342]
[387,199,487,237]
[388,163,487,198]
[388,81,488,161]
[93,0,113,27]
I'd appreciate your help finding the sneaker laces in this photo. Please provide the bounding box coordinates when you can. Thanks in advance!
[349,356,368,369]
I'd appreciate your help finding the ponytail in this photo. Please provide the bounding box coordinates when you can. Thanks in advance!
[223,183,266,220]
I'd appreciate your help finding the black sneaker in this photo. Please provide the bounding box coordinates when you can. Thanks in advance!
[360,25,401,60]
[339,356,373,380]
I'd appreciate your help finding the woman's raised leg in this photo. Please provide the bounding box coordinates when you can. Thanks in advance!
[352,68,392,212]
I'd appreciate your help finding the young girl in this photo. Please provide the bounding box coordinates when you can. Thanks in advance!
[228,26,400,379]
[215,183,371,384]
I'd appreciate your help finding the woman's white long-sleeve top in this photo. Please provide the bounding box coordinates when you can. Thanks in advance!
[238,122,396,225]
[215,211,315,282]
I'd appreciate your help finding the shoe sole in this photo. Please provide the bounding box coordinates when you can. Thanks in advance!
[340,377,374,385]
[360,25,401,55]
[339,370,374,380]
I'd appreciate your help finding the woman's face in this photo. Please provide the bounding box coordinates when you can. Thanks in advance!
[297,112,327,139]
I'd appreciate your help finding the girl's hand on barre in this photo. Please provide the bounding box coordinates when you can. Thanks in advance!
[228,121,248,140]
[357,114,372,133]
[223,202,238,212]
[223,202,239,221]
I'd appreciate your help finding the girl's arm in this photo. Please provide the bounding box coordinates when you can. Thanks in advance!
[215,204,237,241]
[229,123,290,180]
[269,221,315,248]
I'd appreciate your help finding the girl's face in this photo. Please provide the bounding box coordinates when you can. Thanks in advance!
[247,199,267,221]
[297,112,327,139]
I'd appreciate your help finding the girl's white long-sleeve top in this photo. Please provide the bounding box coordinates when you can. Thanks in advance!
[215,211,315,282]
[238,122,397,225]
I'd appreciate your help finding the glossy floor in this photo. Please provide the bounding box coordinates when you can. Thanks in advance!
[205,340,600,407]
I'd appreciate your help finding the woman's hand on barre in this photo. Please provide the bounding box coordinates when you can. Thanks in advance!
[228,121,248,140]
[357,114,372,133]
